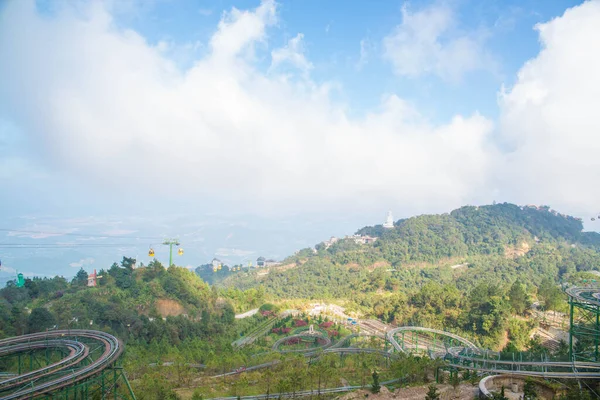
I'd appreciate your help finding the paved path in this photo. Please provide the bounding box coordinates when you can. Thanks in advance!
[235,309,259,319]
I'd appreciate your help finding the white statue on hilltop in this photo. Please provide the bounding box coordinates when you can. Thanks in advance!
[383,211,394,229]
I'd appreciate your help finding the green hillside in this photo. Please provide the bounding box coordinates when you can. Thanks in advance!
[216,203,600,347]
[0,258,235,340]
[0,258,240,398]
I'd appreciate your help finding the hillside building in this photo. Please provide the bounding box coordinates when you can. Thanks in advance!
[256,256,280,267]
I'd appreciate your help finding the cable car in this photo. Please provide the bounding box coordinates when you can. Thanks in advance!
[213,266,217,272]
[16,273,24,288]
[178,248,184,256]
[217,264,222,270]
[592,218,596,222]
[148,248,155,257]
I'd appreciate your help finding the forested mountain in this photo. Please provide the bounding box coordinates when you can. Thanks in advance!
[216,203,600,347]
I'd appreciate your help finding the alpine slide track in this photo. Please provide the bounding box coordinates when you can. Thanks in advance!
[221,286,600,399]
[0,329,134,399]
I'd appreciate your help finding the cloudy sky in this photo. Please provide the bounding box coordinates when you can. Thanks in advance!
[1,0,599,279]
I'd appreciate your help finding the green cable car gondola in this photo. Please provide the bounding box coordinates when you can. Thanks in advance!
[16,273,25,288]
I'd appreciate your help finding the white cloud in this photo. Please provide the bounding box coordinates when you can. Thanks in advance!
[495,0,600,216]
[356,39,370,70]
[1,0,599,221]
[69,257,95,268]
[270,33,313,74]
[0,0,496,217]
[0,266,17,274]
[383,3,493,81]
[210,0,276,61]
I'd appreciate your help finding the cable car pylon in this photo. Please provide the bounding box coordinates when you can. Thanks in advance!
[163,239,182,267]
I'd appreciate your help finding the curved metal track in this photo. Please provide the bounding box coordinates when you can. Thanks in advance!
[386,326,478,353]
[0,339,88,390]
[565,286,600,306]
[0,330,123,399]
[386,326,600,379]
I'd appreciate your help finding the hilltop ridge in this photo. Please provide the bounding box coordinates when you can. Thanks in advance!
[218,202,600,298]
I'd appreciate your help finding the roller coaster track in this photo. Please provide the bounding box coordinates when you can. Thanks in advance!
[385,325,600,380]
[0,329,131,400]
[565,286,600,307]
[386,326,478,353]
[0,339,88,391]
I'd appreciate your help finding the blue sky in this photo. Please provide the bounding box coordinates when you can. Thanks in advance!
[1,0,600,279]
[107,0,576,120]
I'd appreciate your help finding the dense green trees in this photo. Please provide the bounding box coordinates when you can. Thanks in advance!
[0,258,235,343]
[538,278,566,311]
[508,280,529,315]
[73,268,88,286]
[28,308,56,332]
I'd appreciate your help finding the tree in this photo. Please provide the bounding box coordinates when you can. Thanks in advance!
[538,278,564,311]
[10,306,27,335]
[28,307,56,332]
[263,368,274,399]
[121,256,137,271]
[191,390,203,400]
[425,384,440,400]
[523,380,538,400]
[73,268,88,286]
[450,372,461,391]
[276,377,290,399]
[371,370,380,394]
[491,386,508,400]
[509,280,528,315]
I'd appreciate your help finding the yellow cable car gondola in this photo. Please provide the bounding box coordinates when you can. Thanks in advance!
[217,264,222,270]
[213,266,217,272]
[178,248,184,256]
[148,248,155,257]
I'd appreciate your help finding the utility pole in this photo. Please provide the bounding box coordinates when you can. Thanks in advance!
[163,239,180,267]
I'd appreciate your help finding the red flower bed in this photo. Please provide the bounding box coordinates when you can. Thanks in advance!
[319,321,334,328]
[272,327,292,335]
[327,330,340,337]
[285,337,301,345]
[294,320,308,327]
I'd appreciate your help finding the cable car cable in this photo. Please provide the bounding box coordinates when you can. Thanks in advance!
[0,228,162,240]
